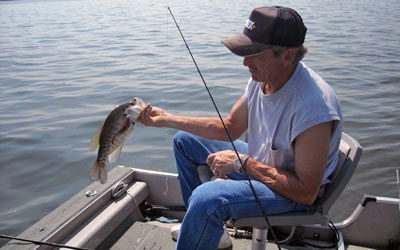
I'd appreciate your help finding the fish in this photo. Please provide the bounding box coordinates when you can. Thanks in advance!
[90,97,145,184]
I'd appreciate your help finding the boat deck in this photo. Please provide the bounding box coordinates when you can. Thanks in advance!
[98,219,339,250]
[97,215,379,250]
[103,220,298,250]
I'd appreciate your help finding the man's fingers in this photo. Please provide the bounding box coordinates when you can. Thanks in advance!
[139,104,153,125]
[206,153,216,168]
[144,104,152,117]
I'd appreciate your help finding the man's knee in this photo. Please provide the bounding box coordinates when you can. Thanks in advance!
[174,130,189,141]
[189,181,229,223]
[174,131,193,148]
[173,131,205,156]
[188,182,227,216]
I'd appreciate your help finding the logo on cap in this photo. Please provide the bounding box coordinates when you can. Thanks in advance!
[245,19,255,30]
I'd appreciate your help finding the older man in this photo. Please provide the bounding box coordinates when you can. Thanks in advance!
[140,6,342,250]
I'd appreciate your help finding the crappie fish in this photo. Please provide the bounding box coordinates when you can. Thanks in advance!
[90,97,145,184]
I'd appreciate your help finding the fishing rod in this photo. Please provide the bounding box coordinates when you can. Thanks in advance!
[0,234,92,250]
[397,169,400,213]
[167,7,282,250]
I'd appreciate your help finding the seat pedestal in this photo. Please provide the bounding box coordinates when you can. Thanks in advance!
[252,228,268,250]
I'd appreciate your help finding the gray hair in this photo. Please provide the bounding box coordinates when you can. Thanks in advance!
[271,44,308,64]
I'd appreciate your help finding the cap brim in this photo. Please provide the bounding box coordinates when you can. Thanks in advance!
[221,33,272,57]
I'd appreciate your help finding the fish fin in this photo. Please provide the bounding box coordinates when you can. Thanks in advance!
[126,126,135,140]
[90,161,108,184]
[108,144,123,163]
[90,122,104,152]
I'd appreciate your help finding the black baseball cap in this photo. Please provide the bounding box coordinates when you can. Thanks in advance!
[222,6,307,57]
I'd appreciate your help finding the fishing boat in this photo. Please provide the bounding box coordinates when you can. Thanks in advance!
[2,133,399,250]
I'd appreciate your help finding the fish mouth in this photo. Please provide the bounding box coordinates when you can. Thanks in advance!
[129,98,138,105]
[125,97,145,120]
[130,97,145,108]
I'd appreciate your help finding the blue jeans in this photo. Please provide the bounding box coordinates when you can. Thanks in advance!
[173,131,312,250]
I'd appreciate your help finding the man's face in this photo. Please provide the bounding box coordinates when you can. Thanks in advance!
[242,49,282,83]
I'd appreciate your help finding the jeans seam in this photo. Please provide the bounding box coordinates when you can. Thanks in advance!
[193,212,212,250]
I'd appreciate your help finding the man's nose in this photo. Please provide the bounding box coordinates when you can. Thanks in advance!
[243,56,251,67]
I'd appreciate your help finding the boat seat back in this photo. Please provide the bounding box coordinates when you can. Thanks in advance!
[316,132,363,215]
[333,137,351,181]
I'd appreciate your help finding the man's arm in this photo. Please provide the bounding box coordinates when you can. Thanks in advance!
[207,121,333,205]
[246,121,333,205]
[139,96,248,141]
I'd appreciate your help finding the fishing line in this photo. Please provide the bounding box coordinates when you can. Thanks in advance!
[167,7,282,250]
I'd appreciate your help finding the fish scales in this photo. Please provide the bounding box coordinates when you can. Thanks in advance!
[97,103,132,162]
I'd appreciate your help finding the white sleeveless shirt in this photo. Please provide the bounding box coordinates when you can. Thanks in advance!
[244,62,342,186]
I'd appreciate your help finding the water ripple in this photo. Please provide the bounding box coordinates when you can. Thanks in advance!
[0,0,399,241]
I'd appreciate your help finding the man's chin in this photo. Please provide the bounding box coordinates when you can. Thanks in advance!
[250,74,261,82]
[248,70,260,81]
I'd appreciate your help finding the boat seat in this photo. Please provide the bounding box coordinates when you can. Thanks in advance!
[196,132,363,250]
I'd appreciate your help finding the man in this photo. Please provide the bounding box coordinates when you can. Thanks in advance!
[139,6,342,250]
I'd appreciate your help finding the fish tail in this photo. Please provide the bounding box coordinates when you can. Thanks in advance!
[90,161,108,184]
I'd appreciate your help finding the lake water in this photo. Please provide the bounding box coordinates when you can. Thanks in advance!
[1,0,399,245]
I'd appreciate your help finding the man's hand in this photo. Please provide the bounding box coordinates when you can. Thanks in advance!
[206,150,239,178]
[138,104,170,127]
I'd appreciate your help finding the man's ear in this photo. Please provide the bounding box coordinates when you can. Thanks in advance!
[281,48,296,66]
